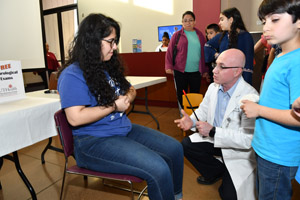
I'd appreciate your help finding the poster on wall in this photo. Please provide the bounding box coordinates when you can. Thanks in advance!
[0,60,25,103]
[132,39,142,53]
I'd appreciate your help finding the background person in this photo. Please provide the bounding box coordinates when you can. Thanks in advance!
[204,7,254,85]
[254,34,273,91]
[57,13,184,200]
[205,23,221,41]
[155,31,170,52]
[45,42,60,76]
[165,11,208,108]
[33,42,61,89]
[205,23,221,83]
[176,49,258,200]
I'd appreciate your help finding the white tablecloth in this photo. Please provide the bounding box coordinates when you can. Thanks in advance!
[0,95,61,156]
[0,76,166,157]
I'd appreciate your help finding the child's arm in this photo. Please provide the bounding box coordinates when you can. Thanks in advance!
[241,100,300,126]
[254,39,264,54]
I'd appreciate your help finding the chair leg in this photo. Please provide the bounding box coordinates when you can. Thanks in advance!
[129,181,134,200]
[60,168,67,200]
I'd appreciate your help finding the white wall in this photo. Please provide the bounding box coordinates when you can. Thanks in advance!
[0,0,45,70]
[78,0,193,53]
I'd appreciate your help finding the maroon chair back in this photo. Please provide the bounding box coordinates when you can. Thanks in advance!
[54,110,74,157]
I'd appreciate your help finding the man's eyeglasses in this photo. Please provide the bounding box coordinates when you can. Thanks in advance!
[212,63,243,70]
[183,19,194,23]
[102,38,118,48]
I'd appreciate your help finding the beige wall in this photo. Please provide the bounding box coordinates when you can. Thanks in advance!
[78,0,193,53]
[221,0,263,32]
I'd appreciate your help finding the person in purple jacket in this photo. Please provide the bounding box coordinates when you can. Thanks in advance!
[165,11,208,108]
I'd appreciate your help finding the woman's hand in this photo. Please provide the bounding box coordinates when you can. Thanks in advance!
[115,95,130,112]
[125,86,136,103]
[165,69,173,75]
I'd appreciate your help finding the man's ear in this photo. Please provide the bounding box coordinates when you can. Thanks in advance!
[234,68,243,77]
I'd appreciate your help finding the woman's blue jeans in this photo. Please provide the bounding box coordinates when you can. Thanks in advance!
[256,154,298,200]
[73,123,184,200]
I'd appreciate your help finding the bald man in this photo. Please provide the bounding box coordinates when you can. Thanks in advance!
[175,49,258,200]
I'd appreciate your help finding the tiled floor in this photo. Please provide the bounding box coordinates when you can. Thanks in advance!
[0,105,299,200]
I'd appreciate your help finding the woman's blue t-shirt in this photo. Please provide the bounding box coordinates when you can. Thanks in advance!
[57,63,132,137]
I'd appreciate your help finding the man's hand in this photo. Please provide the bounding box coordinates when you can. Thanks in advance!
[195,121,213,137]
[174,109,193,131]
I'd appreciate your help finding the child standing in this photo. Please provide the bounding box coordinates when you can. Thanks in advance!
[205,23,220,41]
[205,23,220,83]
[241,0,300,199]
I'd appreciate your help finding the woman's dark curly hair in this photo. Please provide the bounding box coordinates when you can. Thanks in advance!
[219,7,247,48]
[59,13,131,107]
[258,0,300,23]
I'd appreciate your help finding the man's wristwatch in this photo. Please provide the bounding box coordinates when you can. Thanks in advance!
[209,127,216,137]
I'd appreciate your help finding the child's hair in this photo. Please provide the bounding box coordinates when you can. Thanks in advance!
[258,0,300,23]
[163,32,170,40]
[206,23,220,33]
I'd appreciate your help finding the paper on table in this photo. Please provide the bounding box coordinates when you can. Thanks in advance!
[189,132,214,143]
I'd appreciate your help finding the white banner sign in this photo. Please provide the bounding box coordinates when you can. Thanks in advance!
[0,60,25,103]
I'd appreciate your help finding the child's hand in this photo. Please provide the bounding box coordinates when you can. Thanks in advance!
[240,100,260,118]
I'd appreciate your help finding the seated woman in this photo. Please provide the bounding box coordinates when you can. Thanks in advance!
[155,32,170,52]
[57,13,184,200]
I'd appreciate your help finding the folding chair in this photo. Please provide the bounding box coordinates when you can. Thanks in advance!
[54,109,147,200]
[182,93,203,136]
